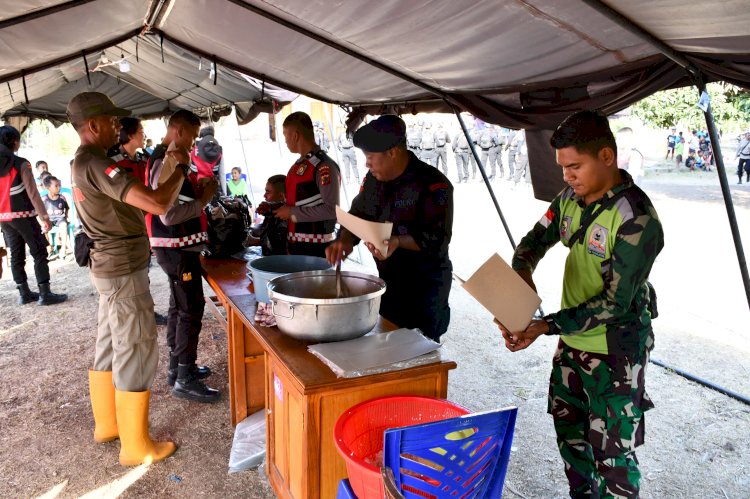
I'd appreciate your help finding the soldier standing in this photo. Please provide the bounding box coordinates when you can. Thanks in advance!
[477,125,498,180]
[337,130,359,184]
[452,131,470,183]
[494,126,506,179]
[511,130,530,187]
[406,122,422,156]
[506,129,518,180]
[434,123,451,176]
[419,123,438,167]
[314,121,331,153]
[497,111,663,498]
[468,123,480,179]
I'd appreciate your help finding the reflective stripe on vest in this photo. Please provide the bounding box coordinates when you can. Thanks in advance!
[287,231,336,244]
[0,210,36,221]
[149,231,208,248]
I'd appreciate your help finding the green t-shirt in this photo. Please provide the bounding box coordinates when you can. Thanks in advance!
[512,170,664,356]
[227,178,248,197]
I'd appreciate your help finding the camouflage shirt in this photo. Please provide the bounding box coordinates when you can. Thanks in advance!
[512,170,664,358]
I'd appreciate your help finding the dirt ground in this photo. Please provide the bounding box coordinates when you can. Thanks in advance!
[1,149,749,498]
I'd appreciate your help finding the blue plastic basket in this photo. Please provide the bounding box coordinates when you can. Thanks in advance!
[382,407,517,498]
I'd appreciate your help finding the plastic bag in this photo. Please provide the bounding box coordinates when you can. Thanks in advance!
[228,409,266,473]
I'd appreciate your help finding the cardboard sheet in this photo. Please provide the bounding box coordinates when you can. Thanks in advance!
[336,205,392,255]
[157,141,180,186]
[458,253,542,332]
[308,328,440,377]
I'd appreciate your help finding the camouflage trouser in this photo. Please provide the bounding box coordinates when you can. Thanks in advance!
[548,340,654,499]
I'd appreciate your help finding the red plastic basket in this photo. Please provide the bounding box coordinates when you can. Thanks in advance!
[334,396,470,499]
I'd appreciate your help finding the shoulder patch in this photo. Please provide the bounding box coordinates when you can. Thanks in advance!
[319,164,332,186]
[539,208,554,228]
[104,164,121,179]
[429,182,449,192]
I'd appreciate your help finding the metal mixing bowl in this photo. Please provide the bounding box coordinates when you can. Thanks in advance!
[267,270,386,342]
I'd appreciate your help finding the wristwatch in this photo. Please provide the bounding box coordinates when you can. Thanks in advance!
[543,315,560,336]
[177,163,190,178]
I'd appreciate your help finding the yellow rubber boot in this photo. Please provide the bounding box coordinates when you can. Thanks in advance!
[115,389,177,466]
[88,370,118,443]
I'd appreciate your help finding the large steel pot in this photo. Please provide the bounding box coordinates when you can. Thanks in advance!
[247,255,331,303]
[268,270,386,342]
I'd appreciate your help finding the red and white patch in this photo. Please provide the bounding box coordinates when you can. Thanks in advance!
[539,208,554,228]
[105,164,120,179]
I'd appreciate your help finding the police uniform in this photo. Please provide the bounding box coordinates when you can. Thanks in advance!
[434,126,451,176]
[452,132,471,183]
[477,127,498,179]
[146,144,218,402]
[350,115,453,341]
[337,131,359,184]
[0,142,66,305]
[512,171,664,497]
[419,125,438,167]
[406,125,422,155]
[314,123,331,153]
[108,144,148,185]
[506,130,518,179]
[285,149,340,258]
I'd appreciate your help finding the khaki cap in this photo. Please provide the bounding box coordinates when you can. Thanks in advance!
[66,92,131,123]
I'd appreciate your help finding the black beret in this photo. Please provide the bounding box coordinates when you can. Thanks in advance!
[353,115,406,152]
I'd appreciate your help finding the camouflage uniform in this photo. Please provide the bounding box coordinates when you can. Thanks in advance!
[512,170,664,498]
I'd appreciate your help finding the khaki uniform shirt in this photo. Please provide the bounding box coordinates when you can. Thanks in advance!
[72,145,150,278]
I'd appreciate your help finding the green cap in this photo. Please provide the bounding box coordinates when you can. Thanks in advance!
[66,92,130,123]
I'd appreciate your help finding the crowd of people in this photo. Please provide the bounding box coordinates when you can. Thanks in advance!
[2,95,670,497]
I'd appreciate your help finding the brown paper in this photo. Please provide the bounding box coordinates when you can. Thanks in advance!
[157,141,180,186]
[336,206,393,255]
[458,253,541,332]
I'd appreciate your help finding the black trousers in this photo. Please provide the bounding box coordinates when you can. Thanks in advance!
[287,241,328,259]
[154,248,205,364]
[0,217,50,286]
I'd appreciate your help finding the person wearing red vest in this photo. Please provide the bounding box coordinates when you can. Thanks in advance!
[0,125,67,305]
[274,111,340,258]
[107,117,148,185]
[146,110,220,403]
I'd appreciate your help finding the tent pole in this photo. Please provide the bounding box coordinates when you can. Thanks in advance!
[694,78,750,311]
[453,109,516,250]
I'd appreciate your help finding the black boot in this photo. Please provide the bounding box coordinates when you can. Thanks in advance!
[167,360,211,386]
[172,364,220,403]
[17,282,39,305]
[37,283,67,306]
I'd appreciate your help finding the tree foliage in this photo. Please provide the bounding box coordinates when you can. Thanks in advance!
[631,83,750,132]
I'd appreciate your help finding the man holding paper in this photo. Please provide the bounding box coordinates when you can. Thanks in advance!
[497,111,664,498]
[326,115,453,341]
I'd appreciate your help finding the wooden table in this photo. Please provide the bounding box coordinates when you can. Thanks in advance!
[201,257,457,499]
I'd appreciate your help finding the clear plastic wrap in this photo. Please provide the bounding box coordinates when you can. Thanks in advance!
[228,409,266,473]
[307,328,442,378]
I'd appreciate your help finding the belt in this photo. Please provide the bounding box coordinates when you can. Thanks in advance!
[288,232,336,243]
[342,147,352,149]
[422,148,434,151]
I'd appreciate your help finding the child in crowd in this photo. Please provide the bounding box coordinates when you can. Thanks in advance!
[675,136,685,168]
[246,174,287,256]
[42,175,71,260]
[226,166,248,197]
[685,150,697,171]
[250,174,288,327]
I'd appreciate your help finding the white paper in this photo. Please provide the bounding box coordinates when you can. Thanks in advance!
[308,328,440,374]
[459,253,542,332]
[336,205,393,255]
[697,91,710,112]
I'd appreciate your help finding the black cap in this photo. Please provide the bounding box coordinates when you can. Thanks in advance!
[353,115,406,152]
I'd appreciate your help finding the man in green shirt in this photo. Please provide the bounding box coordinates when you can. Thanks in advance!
[497,111,664,498]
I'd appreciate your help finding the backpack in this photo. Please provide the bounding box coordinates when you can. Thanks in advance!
[203,196,250,258]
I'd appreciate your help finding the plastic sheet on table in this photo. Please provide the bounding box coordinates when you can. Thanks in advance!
[307,328,442,378]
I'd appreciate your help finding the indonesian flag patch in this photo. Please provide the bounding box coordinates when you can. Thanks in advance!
[105,164,121,179]
[539,208,554,228]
